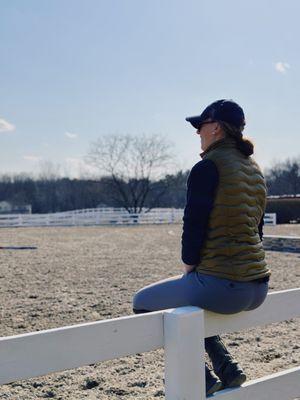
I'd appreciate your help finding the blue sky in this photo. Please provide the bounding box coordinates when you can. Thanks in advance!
[1,0,299,177]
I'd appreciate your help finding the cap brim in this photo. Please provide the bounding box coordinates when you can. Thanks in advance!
[185,115,204,129]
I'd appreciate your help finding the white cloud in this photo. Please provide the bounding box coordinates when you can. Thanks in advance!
[23,155,42,162]
[275,62,290,74]
[0,118,15,133]
[65,131,78,139]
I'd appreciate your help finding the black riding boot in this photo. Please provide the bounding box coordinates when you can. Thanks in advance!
[205,363,222,396]
[205,335,246,389]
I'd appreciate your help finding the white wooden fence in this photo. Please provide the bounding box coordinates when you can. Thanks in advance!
[0,208,277,228]
[0,207,183,227]
[0,288,299,399]
[264,213,277,226]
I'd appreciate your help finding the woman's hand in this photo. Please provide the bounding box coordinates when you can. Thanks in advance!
[182,263,196,274]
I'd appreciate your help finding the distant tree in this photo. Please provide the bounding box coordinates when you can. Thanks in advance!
[145,170,189,208]
[265,157,300,196]
[34,161,61,212]
[85,134,176,213]
[37,160,61,181]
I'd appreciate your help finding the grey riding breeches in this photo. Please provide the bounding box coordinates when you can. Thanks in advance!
[132,271,269,315]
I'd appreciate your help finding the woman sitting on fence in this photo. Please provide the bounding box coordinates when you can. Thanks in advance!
[132,99,271,396]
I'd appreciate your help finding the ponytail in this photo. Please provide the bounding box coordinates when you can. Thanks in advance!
[219,121,254,157]
[235,137,254,157]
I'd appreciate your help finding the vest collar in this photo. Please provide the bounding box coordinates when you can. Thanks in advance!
[200,136,236,159]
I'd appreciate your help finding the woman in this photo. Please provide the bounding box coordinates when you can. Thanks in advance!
[132,99,271,396]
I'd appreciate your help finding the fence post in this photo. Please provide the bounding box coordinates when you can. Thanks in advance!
[171,208,175,224]
[163,306,205,400]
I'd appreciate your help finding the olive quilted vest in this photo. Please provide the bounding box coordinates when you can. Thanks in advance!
[195,137,271,281]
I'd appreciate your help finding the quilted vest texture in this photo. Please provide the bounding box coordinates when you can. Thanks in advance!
[195,137,271,281]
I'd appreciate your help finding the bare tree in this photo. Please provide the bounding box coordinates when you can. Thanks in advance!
[85,134,176,213]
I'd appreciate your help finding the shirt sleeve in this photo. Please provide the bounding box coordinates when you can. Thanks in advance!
[258,214,264,241]
[181,159,219,265]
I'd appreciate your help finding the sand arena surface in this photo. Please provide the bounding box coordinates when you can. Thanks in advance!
[0,224,299,399]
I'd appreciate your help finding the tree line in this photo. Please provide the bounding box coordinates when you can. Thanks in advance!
[0,134,299,213]
[264,158,300,196]
[0,172,188,213]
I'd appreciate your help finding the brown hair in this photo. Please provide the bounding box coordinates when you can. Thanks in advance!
[219,121,254,157]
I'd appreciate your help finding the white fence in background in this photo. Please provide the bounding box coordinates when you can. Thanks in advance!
[0,208,277,228]
[264,213,276,226]
[0,289,299,399]
[0,208,183,227]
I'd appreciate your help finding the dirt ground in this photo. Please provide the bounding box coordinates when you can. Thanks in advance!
[0,224,299,399]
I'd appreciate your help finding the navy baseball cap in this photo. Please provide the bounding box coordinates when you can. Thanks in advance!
[186,99,245,130]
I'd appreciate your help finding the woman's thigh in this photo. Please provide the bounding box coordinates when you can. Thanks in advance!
[132,272,204,312]
[132,272,266,314]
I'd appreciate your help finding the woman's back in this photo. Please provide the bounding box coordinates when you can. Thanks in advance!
[196,136,270,281]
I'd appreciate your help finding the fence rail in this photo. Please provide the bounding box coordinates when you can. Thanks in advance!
[0,208,183,227]
[0,288,299,399]
[0,208,277,228]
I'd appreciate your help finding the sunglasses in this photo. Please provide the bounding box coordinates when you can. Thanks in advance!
[196,120,217,131]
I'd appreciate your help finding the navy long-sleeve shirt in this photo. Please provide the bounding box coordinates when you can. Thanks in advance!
[181,159,264,265]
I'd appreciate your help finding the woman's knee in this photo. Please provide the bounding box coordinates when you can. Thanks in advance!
[132,289,149,313]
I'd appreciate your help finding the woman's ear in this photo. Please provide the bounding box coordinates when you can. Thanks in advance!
[216,122,222,132]
[211,123,219,135]
[215,122,225,137]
